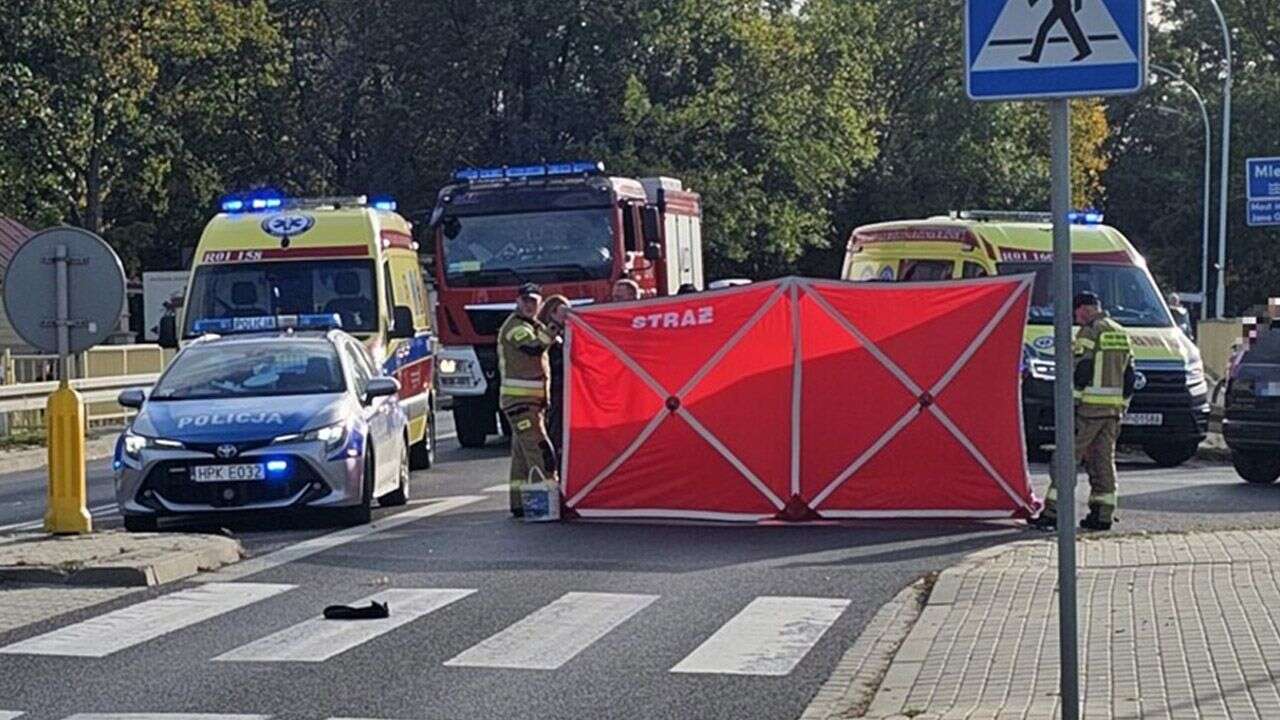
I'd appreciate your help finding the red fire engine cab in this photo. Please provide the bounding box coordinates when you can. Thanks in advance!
[429,161,703,447]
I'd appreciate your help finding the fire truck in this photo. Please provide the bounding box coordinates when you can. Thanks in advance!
[428,161,703,447]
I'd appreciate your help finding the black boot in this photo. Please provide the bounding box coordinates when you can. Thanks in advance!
[1079,507,1112,531]
[1029,513,1056,531]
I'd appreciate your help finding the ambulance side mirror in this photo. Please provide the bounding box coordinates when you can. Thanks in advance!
[644,242,663,262]
[157,316,178,349]
[390,305,416,339]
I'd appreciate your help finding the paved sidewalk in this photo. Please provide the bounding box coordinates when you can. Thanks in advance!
[844,529,1280,720]
[0,530,243,635]
[0,530,241,586]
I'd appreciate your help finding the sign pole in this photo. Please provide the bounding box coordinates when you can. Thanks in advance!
[1049,99,1080,720]
[43,243,91,534]
[4,227,124,535]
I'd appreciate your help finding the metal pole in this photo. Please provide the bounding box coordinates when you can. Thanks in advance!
[55,245,70,389]
[1049,99,1079,720]
[1206,0,1232,318]
[1151,65,1212,320]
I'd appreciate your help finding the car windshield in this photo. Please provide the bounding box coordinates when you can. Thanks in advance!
[150,340,345,401]
[1244,327,1280,364]
[441,208,614,287]
[998,262,1174,328]
[183,260,377,337]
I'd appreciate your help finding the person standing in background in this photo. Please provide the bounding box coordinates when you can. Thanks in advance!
[611,279,641,302]
[538,295,572,462]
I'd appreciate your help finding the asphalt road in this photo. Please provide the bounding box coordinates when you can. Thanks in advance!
[0,424,1276,719]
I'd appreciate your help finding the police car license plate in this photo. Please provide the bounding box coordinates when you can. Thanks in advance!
[1122,413,1163,426]
[192,464,265,482]
[1260,382,1280,397]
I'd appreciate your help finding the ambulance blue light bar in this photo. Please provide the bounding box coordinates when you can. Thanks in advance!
[1068,211,1105,225]
[192,313,343,335]
[453,161,605,183]
[371,197,398,211]
[220,190,284,214]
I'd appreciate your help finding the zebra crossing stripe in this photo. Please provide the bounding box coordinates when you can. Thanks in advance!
[0,712,22,720]
[62,714,271,720]
[214,588,475,663]
[0,583,292,658]
[444,592,658,670]
[669,596,850,676]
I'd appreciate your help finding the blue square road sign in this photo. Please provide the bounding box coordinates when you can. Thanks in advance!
[966,0,1148,101]
[1248,157,1280,228]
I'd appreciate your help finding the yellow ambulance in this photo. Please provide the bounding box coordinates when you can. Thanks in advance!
[160,193,437,468]
[842,211,1209,467]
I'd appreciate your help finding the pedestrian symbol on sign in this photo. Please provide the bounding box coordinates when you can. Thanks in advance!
[1019,0,1092,63]
[976,0,1133,70]
[965,0,1146,100]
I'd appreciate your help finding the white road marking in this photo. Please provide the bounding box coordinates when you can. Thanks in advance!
[0,712,22,720]
[482,483,510,493]
[215,588,475,663]
[669,596,850,676]
[63,715,270,720]
[445,591,658,670]
[194,495,483,583]
[0,583,292,658]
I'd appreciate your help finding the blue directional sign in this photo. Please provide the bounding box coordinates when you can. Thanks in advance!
[1247,157,1280,227]
[966,0,1147,101]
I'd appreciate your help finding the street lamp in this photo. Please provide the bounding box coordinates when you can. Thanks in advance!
[1205,0,1232,318]
[1151,64,1211,321]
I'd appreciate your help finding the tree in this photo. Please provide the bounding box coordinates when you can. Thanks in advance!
[0,0,282,272]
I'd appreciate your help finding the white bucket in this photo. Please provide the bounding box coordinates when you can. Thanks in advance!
[521,480,561,522]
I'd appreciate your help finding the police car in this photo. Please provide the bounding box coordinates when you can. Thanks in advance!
[115,314,411,531]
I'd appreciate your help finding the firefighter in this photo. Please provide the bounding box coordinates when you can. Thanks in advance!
[1032,291,1135,531]
[497,283,561,517]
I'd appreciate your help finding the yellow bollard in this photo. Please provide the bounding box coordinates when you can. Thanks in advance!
[44,384,91,534]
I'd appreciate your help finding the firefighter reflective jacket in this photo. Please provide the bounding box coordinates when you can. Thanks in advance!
[497,313,555,409]
[1073,314,1134,418]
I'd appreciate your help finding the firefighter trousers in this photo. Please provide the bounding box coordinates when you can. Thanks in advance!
[501,402,557,515]
[1044,413,1120,524]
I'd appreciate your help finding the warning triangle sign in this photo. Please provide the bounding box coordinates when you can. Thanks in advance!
[973,0,1137,71]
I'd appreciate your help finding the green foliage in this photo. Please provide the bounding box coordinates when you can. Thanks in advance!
[0,0,1273,308]
[1102,0,1279,314]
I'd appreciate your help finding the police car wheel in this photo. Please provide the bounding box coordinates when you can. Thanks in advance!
[381,442,411,507]
[342,452,375,525]
[124,514,158,533]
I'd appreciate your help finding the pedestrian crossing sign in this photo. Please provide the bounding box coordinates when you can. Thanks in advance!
[966,0,1147,100]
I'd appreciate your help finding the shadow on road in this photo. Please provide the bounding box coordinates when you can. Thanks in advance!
[290,505,1028,577]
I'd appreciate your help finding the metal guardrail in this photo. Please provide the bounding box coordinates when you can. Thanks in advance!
[0,344,171,434]
[0,373,159,413]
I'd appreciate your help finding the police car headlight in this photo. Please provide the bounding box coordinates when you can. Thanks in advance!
[305,422,349,453]
[438,358,458,375]
[123,431,148,460]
